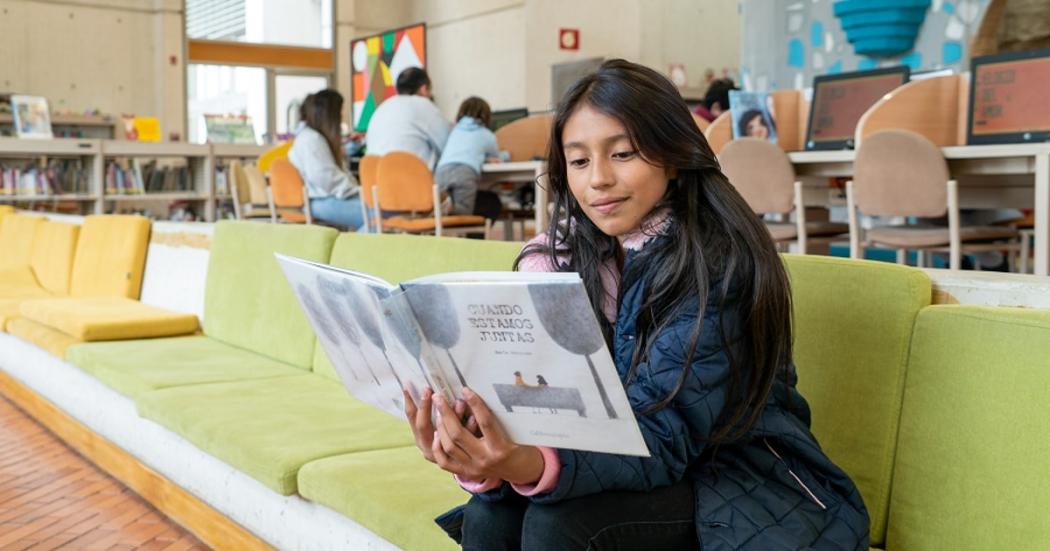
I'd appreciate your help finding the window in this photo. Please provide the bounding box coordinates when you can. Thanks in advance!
[187,65,267,144]
[274,74,330,139]
[187,0,333,48]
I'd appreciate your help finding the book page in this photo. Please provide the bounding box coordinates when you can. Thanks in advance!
[278,254,428,419]
[402,278,650,456]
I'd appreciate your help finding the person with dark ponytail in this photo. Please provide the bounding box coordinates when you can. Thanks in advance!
[289,89,364,229]
[405,59,869,550]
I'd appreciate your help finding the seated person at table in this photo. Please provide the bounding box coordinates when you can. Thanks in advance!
[365,67,450,170]
[289,90,363,229]
[693,77,737,122]
[434,96,510,220]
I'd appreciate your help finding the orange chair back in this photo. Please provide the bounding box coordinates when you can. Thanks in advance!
[359,155,381,208]
[495,115,552,161]
[269,158,305,208]
[376,152,434,212]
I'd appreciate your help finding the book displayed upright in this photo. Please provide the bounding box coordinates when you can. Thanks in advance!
[11,95,53,139]
[729,90,778,143]
[277,254,650,457]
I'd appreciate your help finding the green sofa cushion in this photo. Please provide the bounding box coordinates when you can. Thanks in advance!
[204,221,338,370]
[887,306,1050,550]
[299,447,466,551]
[66,336,302,398]
[784,254,930,546]
[136,375,414,495]
[312,233,523,381]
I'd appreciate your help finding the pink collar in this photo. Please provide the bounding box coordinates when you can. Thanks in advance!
[619,207,672,252]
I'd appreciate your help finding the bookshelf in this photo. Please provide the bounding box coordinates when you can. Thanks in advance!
[0,139,268,222]
[0,113,118,139]
[0,138,103,215]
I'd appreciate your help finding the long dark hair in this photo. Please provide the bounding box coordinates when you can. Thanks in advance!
[301,89,344,163]
[517,59,792,445]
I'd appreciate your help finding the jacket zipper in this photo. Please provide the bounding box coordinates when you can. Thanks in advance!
[764,438,828,511]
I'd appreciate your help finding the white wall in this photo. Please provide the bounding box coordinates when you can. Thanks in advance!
[639,0,741,94]
[413,1,526,117]
[523,0,642,111]
[0,0,184,139]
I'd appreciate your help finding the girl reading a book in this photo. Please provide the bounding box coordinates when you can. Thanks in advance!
[405,59,869,550]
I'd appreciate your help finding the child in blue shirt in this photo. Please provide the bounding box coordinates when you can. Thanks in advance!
[434,97,509,220]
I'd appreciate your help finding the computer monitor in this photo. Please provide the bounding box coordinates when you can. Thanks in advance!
[967,48,1050,145]
[805,66,910,150]
[490,108,529,132]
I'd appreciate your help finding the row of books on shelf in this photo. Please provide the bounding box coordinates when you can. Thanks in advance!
[104,159,194,196]
[0,159,90,196]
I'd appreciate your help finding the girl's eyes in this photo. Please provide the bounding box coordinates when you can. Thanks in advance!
[567,151,636,168]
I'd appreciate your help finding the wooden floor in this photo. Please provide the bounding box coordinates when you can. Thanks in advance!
[0,396,207,550]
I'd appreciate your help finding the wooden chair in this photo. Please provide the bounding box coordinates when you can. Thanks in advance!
[719,138,847,254]
[495,115,552,162]
[374,152,490,237]
[266,158,312,224]
[847,129,1019,270]
[358,155,381,232]
[227,161,272,220]
[494,114,552,238]
[691,112,711,133]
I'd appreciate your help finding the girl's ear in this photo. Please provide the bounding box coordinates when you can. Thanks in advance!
[666,167,678,180]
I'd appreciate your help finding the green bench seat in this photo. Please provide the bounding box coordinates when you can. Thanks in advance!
[66,336,303,398]
[886,305,1050,550]
[785,254,930,547]
[137,375,414,495]
[298,447,466,551]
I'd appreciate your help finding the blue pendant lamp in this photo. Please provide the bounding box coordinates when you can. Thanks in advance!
[834,0,932,57]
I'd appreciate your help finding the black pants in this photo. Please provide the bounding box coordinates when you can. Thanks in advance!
[461,479,696,551]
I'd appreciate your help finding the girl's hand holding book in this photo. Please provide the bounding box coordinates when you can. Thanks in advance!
[431,388,545,486]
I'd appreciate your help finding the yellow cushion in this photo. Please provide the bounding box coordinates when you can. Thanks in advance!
[0,298,27,328]
[19,297,199,341]
[30,221,80,295]
[0,215,45,272]
[69,215,151,299]
[0,205,14,219]
[0,267,48,299]
[5,317,80,358]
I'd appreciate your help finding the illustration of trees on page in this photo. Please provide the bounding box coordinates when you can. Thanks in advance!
[402,279,649,456]
[282,262,426,419]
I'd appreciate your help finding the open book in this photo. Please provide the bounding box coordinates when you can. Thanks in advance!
[277,254,649,457]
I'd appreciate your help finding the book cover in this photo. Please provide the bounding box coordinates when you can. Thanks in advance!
[277,254,650,457]
[729,90,778,143]
[11,95,53,140]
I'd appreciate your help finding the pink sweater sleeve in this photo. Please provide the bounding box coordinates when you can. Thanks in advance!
[510,446,562,496]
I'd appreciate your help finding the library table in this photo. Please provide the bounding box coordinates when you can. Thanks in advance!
[788,144,1050,276]
[481,160,548,239]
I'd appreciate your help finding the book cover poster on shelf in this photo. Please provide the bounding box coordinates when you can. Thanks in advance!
[351,23,426,132]
[729,90,777,143]
[204,114,257,144]
[11,95,53,139]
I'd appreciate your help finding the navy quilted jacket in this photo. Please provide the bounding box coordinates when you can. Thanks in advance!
[441,240,870,549]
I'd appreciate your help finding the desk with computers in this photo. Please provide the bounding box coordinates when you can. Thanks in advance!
[708,48,1050,275]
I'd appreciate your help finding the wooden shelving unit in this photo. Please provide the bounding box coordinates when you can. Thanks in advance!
[0,139,268,222]
[0,113,118,139]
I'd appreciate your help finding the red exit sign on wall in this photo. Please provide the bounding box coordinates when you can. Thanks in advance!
[559,28,579,50]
